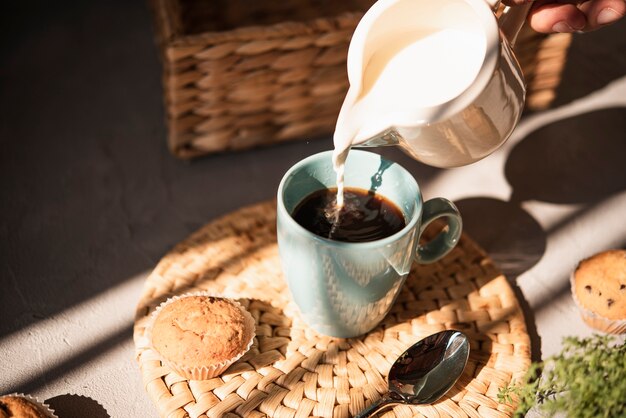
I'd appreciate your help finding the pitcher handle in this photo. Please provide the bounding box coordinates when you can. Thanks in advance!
[484,1,532,47]
[484,0,501,9]
[415,198,462,264]
[498,3,533,47]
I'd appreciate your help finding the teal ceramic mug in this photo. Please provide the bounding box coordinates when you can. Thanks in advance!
[277,150,461,337]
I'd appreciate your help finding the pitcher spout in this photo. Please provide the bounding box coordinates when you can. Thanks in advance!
[354,128,403,148]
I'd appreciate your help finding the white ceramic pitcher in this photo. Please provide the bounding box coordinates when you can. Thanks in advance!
[336,0,531,168]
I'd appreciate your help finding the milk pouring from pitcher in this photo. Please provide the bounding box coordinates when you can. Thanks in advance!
[332,0,531,192]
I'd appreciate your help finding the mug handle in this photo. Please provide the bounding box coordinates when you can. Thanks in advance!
[415,198,462,264]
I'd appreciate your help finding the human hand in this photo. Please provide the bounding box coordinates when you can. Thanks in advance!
[503,0,625,33]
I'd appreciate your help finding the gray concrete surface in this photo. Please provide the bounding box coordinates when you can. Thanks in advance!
[1,1,625,417]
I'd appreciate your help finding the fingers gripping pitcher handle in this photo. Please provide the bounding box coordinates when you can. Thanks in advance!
[415,198,462,264]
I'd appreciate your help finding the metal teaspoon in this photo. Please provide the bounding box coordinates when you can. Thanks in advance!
[355,330,470,417]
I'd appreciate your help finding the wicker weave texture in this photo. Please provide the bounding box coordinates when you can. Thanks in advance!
[150,0,571,159]
[134,201,531,418]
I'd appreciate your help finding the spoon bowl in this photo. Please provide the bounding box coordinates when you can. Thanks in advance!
[355,330,470,417]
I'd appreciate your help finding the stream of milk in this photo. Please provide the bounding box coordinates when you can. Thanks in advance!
[331,27,486,207]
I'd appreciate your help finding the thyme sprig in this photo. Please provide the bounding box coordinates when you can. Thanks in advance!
[498,334,626,418]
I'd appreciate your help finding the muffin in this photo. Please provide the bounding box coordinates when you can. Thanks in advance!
[0,394,56,418]
[148,293,255,380]
[571,249,626,334]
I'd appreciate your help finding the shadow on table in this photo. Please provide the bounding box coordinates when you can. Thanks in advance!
[506,107,626,205]
[456,107,626,362]
[549,23,626,109]
[46,394,110,418]
[455,197,545,363]
[6,324,133,396]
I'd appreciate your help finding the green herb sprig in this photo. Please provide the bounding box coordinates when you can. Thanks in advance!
[498,334,626,418]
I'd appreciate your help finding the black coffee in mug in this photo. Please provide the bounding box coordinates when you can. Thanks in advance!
[292,187,405,243]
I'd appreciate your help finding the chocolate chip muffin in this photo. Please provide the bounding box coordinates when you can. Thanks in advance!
[149,293,255,379]
[571,249,626,334]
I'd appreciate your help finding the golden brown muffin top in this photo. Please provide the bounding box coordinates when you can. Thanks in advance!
[0,396,48,418]
[573,249,626,320]
[151,296,252,367]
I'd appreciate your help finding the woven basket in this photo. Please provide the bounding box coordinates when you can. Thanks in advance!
[151,0,572,159]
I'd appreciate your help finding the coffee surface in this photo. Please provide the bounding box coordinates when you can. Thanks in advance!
[292,187,405,242]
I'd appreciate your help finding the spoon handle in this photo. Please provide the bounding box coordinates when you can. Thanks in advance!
[354,394,400,418]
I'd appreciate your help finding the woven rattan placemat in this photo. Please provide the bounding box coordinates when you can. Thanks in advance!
[134,201,531,418]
